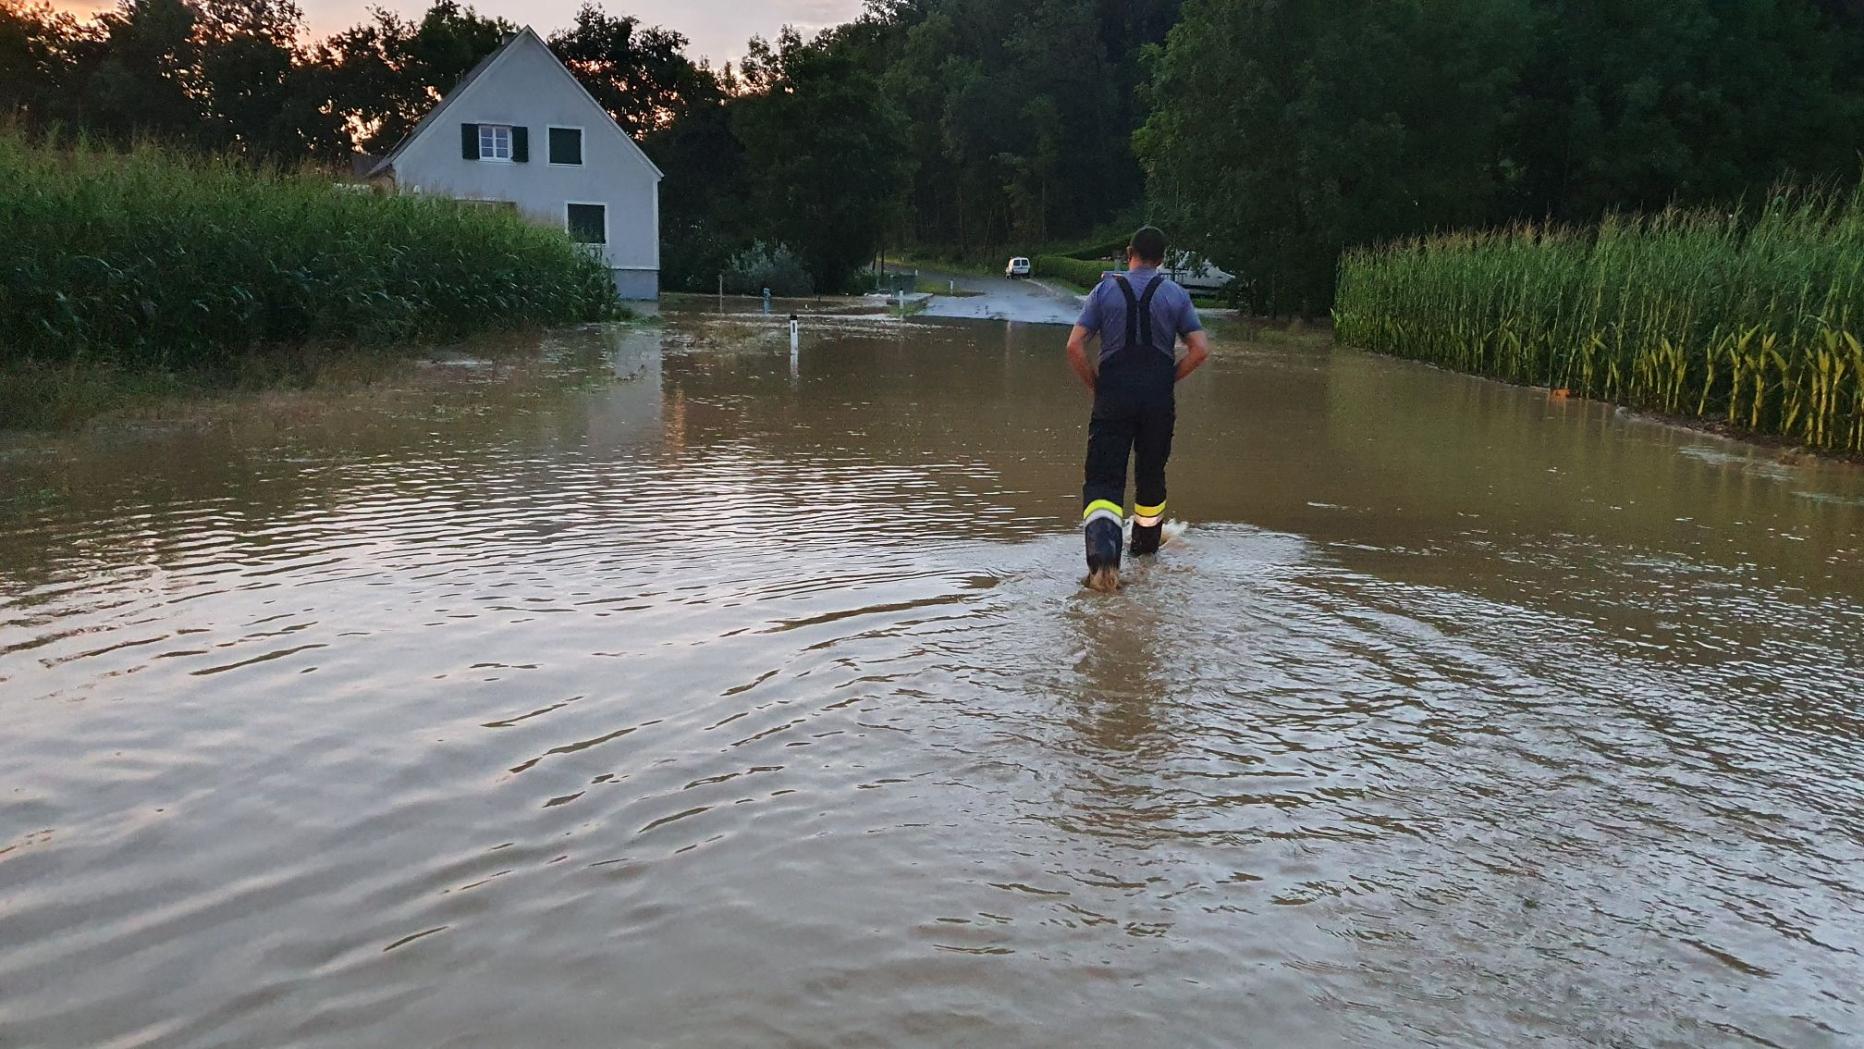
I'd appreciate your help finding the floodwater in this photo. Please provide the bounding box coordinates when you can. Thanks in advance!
[3,308,1862,1049]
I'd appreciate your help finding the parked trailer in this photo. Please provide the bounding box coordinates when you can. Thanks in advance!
[1096,254,1236,294]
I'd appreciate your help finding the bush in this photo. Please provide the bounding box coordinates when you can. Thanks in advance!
[1035,255,1113,289]
[0,131,622,370]
[722,241,814,297]
[1061,239,1127,261]
[1334,184,1864,454]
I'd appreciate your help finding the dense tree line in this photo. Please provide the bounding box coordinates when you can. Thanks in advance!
[1142,0,1864,313]
[0,0,721,161]
[6,0,1864,305]
[646,0,1186,290]
[0,0,1175,291]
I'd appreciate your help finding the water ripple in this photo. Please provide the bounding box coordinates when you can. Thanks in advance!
[1,316,1861,1048]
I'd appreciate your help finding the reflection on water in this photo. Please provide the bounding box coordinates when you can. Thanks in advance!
[2,310,1862,1048]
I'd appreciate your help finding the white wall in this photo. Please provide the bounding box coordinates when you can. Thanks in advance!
[393,33,661,279]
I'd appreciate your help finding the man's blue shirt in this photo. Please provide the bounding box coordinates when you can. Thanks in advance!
[1076,267,1203,366]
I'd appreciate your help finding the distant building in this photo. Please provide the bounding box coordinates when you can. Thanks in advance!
[367,27,663,300]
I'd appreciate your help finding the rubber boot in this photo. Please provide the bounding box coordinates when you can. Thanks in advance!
[1130,522,1163,557]
[1084,516,1123,592]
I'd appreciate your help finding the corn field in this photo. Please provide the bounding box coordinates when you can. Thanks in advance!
[1334,185,1864,455]
[0,131,622,370]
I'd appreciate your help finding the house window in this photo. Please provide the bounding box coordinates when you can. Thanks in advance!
[549,127,583,165]
[566,203,606,245]
[478,124,512,161]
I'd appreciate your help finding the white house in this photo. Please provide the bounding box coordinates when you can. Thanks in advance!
[368,28,663,300]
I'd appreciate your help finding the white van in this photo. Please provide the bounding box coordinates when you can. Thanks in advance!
[1005,257,1032,279]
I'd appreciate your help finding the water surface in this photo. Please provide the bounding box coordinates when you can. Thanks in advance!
[3,310,1861,1048]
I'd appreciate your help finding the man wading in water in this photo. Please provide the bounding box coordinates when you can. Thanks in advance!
[1066,226,1210,591]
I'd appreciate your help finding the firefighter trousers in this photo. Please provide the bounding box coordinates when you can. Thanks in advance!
[1082,362,1174,524]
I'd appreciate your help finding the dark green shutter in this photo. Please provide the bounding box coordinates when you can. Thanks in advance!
[512,127,529,163]
[461,123,478,160]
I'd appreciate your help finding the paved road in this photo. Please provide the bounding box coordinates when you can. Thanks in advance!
[909,269,1086,326]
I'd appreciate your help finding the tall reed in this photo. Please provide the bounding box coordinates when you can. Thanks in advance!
[1334,184,1864,455]
[0,131,622,371]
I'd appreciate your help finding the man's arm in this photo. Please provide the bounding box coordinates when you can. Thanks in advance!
[1176,330,1209,382]
[1067,324,1098,393]
[1174,291,1208,382]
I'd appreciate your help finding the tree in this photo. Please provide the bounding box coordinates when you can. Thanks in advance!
[0,0,78,126]
[846,0,1182,254]
[548,4,715,136]
[1139,0,1535,314]
[643,73,743,291]
[323,1,511,154]
[196,0,346,161]
[68,0,209,143]
[1504,0,1864,220]
[1000,0,1123,242]
[731,28,912,290]
[1141,0,1864,313]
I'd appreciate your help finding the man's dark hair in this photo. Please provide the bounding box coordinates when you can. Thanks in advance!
[1129,226,1168,265]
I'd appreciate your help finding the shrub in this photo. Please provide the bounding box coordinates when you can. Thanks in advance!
[722,241,814,297]
[1061,239,1127,261]
[1035,255,1112,289]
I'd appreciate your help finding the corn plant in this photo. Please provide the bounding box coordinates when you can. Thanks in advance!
[0,130,623,371]
[1334,182,1864,455]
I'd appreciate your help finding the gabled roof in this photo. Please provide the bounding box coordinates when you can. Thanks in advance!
[366,33,515,179]
[366,26,663,181]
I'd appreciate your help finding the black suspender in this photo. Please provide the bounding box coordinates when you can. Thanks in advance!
[1113,274,1167,358]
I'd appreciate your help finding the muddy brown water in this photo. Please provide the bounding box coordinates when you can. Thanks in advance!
[2,308,1862,1049]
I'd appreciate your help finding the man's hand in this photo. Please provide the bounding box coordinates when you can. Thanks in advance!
[1176,330,1210,382]
[1066,324,1098,394]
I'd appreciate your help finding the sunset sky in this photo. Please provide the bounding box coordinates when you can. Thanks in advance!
[53,0,868,66]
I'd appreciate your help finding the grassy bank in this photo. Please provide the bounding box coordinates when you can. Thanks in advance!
[2,326,643,434]
[2,346,444,431]
[1334,185,1864,455]
[2,132,621,426]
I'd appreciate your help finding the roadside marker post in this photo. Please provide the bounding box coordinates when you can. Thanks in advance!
[788,314,801,381]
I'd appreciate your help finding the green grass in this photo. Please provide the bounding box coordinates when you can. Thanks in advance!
[1208,316,1333,351]
[0,131,622,381]
[890,255,998,281]
[0,349,407,430]
[912,277,981,297]
[1334,184,1864,455]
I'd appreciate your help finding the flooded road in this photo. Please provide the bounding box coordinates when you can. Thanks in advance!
[911,268,1085,325]
[3,309,1862,1048]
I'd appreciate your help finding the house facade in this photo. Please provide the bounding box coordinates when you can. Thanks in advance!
[369,28,663,300]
